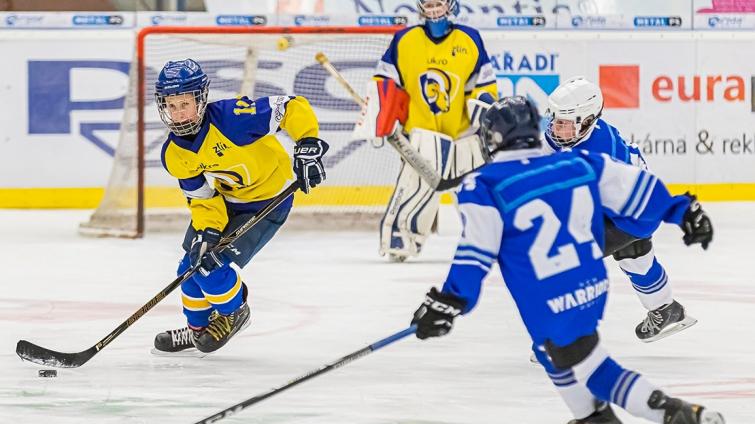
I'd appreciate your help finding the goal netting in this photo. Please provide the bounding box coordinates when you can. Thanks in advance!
[80,26,401,238]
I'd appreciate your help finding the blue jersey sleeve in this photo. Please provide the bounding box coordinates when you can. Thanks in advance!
[441,173,503,313]
[584,152,690,238]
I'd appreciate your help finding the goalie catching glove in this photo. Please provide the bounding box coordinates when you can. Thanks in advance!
[294,137,329,194]
[411,287,466,340]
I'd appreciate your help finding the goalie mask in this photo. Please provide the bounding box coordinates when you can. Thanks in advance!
[479,96,542,158]
[155,59,210,136]
[545,76,603,148]
[417,0,459,39]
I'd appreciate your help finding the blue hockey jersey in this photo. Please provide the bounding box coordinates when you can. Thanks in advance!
[442,149,690,347]
[545,118,655,237]
[544,118,647,169]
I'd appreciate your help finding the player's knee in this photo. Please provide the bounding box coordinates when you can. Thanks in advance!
[192,261,232,284]
[544,333,599,369]
[612,238,653,261]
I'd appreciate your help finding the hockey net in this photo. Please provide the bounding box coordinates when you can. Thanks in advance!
[80,26,401,238]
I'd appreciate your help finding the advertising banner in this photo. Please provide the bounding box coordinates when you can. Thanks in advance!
[0,30,752,207]
[693,0,755,29]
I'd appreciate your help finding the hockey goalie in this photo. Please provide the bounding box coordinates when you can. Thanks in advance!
[353,0,498,262]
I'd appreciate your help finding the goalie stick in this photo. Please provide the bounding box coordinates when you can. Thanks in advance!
[315,52,446,189]
[16,182,300,369]
[193,325,416,424]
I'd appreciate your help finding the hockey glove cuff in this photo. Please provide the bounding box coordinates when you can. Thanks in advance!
[189,227,224,276]
[411,287,466,340]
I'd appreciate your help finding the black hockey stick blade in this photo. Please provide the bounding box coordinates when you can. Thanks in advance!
[15,182,301,369]
[16,340,96,368]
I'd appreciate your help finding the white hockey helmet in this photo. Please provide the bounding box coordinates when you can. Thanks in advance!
[545,76,603,148]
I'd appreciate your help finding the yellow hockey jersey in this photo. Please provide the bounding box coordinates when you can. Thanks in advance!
[160,95,319,232]
[375,24,498,139]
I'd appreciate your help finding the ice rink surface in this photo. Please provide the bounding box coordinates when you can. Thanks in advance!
[1,203,752,424]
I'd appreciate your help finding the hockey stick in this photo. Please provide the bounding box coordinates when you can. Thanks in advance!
[193,325,417,424]
[16,182,300,368]
[315,52,443,189]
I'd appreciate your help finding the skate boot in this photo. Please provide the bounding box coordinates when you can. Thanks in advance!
[636,300,697,342]
[152,325,202,356]
[389,253,408,263]
[194,302,251,353]
[567,401,622,424]
[648,390,725,424]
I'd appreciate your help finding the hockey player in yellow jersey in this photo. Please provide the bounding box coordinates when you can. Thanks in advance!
[152,59,329,355]
[356,0,498,262]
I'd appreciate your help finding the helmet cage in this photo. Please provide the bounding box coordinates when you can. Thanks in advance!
[156,86,209,136]
[417,0,458,37]
[544,107,601,148]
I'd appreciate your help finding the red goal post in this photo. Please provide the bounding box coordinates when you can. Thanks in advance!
[80,26,403,238]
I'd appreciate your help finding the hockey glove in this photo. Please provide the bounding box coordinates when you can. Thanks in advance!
[680,193,713,250]
[189,228,224,276]
[411,287,465,340]
[294,137,329,194]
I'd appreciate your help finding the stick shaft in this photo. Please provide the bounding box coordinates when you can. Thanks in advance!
[16,183,299,368]
[194,325,416,424]
[316,52,442,188]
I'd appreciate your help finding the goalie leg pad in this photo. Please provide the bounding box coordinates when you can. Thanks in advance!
[380,129,454,258]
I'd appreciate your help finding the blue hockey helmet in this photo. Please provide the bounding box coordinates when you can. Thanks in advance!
[155,59,210,136]
[417,0,459,39]
[479,96,542,157]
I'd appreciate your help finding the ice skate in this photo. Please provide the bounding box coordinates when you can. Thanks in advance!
[648,390,725,424]
[636,300,697,342]
[567,401,622,423]
[151,326,206,358]
[194,302,251,353]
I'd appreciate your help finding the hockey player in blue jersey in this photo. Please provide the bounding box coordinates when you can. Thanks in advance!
[543,76,694,342]
[151,59,328,355]
[410,97,722,423]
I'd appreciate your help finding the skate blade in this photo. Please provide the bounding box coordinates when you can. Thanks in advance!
[150,348,210,358]
[701,410,725,424]
[640,316,698,343]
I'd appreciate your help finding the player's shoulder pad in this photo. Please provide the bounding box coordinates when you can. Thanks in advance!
[459,171,485,193]
[394,25,421,43]
[206,96,280,145]
[160,137,201,179]
[595,118,623,138]
[453,24,485,46]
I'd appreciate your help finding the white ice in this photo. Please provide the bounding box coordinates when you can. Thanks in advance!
[1,204,752,424]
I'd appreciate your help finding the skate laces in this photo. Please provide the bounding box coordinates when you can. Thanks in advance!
[170,327,194,347]
[206,313,234,341]
[640,310,663,334]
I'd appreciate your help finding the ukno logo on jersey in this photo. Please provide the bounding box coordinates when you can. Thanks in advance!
[419,68,458,114]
